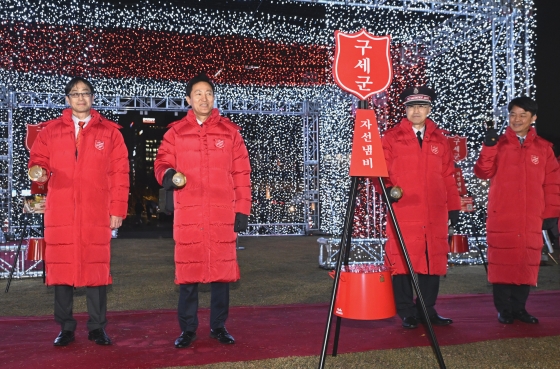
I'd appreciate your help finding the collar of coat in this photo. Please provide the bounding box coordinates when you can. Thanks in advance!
[504,126,537,145]
[41,108,121,130]
[167,108,242,132]
[394,117,447,140]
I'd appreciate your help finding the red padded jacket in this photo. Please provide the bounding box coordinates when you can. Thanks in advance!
[382,118,461,275]
[474,127,560,285]
[154,109,252,284]
[28,108,129,287]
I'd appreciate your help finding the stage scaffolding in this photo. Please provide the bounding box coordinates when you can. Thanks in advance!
[0,92,321,242]
[0,0,534,242]
[294,0,534,126]
[294,0,533,266]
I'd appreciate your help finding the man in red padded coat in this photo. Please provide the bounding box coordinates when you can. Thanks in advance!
[474,96,560,324]
[154,73,252,349]
[28,77,129,346]
[382,86,461,329]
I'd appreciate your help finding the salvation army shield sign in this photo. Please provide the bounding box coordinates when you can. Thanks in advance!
[333,29,393,100]
[26,123,44,151]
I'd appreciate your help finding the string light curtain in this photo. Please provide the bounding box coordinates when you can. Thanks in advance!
[0,0,535,236]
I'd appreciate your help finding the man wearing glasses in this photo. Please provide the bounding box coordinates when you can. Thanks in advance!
[28,77,129,346]
[381,86,461,329]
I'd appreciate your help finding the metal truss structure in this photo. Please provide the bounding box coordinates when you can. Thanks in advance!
[447,236,488,265]
[15,92,310,116]
[317,237,387,269]
[294,0,534,126]
[0,88,14,239]
[0,91,321,240]
[0,241,44,279]
[294,0,533,261]
[317,236,487,270]
[303,102,321,231]
[294,0,515,16]
[0,0,534,241]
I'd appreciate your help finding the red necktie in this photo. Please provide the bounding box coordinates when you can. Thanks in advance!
[76,121,85,151]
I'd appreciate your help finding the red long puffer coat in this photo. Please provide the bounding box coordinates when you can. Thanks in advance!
[28,108,129,287]
[382,118,461,275]
[154,109,252,284]
[474,127,560,285]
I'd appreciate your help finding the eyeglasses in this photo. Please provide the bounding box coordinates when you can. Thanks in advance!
[67,92,92,99]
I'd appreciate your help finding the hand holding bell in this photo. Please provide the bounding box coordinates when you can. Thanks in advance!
[28,165,45,182]
[389,186,403,201]
[172,171,187,188]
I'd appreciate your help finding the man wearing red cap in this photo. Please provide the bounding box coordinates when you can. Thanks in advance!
[381,86,461,329]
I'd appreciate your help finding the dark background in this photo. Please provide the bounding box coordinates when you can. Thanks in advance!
[534,0,560,152]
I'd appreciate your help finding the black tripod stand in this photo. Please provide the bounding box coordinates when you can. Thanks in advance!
[470,206,488,274]
[318,100,446,369]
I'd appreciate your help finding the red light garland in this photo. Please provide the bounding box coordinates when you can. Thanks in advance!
[0,20,331,86]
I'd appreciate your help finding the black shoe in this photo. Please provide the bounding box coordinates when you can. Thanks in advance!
[498,311,514,324]
[429,315,453,326]
[210,327,235,344]
[401,316,418,329]
[513,309,539,324]
[174,331,196,348]
[54,330,75,346]
[88,328,112,345]
[417,314,453,326]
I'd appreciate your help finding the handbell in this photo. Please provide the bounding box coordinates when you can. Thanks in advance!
[28,165,44,181]
[172,172,187,188]
[389,186,403,200]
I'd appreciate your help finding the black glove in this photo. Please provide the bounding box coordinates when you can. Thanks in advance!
[385,187,400,204]
[543,218,558,231]
[162,169,178,190]
[448,210,460,227]
[234,213,249,232]
[484,128,499,147]
[164,189,174,213]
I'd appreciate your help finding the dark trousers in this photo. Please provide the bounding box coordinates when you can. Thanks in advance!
[178,282,229,332]
[493,283,530,313]
[393,274,440,319]
[54,285,107,332]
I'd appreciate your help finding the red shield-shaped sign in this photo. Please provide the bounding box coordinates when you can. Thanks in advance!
[448,135,468,162]
[333,29,393,100]
[26,123,44,151]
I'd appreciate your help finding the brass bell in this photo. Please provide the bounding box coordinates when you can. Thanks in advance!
[389,186,403,200]
[172,172,187,188]
[28,165,44,181]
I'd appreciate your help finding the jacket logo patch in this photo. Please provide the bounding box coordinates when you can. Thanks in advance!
[95,140,104,150]
[531,155,539,165]
[215,139,224,149]
[430,145,439,154]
